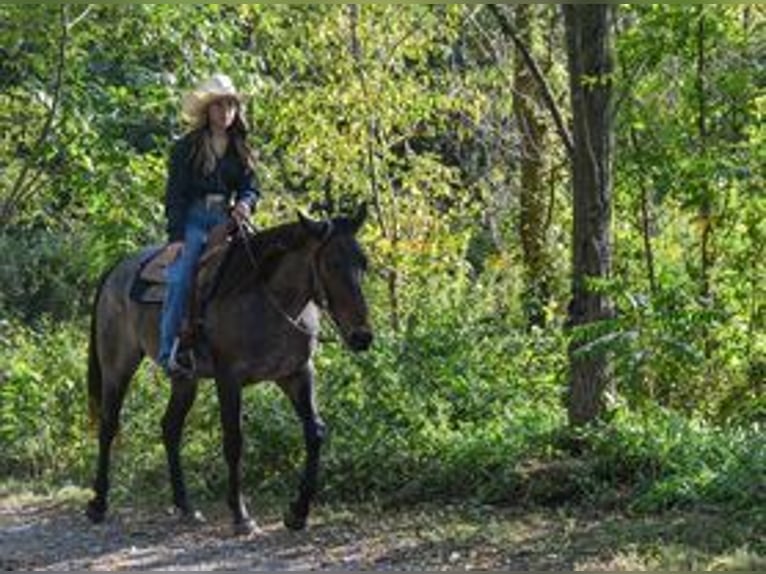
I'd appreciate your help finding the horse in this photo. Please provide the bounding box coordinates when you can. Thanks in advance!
[85,206,373,534]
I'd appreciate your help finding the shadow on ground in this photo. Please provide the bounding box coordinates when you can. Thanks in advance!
[1,489,763,571]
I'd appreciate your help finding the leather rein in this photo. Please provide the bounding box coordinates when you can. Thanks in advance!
[234,219,343,340]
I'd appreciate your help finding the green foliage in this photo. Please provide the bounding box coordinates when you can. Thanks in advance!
[0,297,561,504]
[313,285,566,503]
[2,287,763,516]
[581,406,764,512]
[0,230,92,322]
[0,320,90,480]
[608,4,765,422]
[568,275,765,423]
[0,4,763,525]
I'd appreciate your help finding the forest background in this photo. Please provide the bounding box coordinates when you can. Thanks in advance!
[0,4,763,563]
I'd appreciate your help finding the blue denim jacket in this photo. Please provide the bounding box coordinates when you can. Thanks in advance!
[164,129,260,242]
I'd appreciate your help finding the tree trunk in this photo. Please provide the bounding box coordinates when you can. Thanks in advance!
[697,8,712,304]
[514,4,550,329]
[563,5,615,426]
[629,129,657,297]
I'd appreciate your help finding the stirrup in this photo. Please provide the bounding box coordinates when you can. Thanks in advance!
[167,338,196,379]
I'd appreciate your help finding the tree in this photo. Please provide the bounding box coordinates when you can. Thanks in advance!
[513,5,551,328]
[563,5,616,426]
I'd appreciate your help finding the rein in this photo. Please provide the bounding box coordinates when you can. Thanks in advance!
[235,219,343,341]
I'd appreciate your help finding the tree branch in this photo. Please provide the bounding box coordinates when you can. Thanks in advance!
[347,5,386,239]
[487,4,574,160]
[67,4,94,31]
[1,5,68,226]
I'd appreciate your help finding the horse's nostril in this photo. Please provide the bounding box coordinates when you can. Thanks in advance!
[349,330,373,351]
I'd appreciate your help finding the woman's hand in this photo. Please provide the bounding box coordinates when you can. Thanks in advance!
[232,200,251,223]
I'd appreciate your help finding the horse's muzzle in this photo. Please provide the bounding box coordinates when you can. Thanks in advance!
[347,329,373,352]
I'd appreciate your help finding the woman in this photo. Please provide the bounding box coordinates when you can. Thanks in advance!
[158,73,260,377]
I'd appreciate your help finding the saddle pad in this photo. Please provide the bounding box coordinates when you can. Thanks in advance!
[139,245,178,283]
[129,246,169,304]
[130,226,234,305]
[133,282,167,304]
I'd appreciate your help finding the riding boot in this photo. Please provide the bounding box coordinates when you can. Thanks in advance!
[167,336,195,380]
[161,316,198,378]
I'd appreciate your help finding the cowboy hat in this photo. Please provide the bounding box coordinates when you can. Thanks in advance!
[181,73,244,127]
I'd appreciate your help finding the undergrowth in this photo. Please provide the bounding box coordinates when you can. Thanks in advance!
[0,311,762,520]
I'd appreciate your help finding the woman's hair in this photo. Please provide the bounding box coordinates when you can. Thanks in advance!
[188,105,257,176]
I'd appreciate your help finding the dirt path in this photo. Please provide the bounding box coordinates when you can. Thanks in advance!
[1,488,763,571]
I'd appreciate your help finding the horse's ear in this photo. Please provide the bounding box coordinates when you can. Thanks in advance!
[350,202,368,234]
[298,210,331,240]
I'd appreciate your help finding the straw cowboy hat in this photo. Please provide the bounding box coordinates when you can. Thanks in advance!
[181,73,244,127]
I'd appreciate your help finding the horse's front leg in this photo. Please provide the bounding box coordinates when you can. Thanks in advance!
[278,364,326,531]
[215,377,256,535]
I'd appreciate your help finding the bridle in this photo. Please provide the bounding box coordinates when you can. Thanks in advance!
[235,219,344,340]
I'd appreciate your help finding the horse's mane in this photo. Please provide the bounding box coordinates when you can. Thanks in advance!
[211,215,359,299]
[210,222,304,298]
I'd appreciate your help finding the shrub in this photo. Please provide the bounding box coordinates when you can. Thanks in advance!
[581,406,765,511]
[0,320,91,480]
[0,291,761,516]
[0,231,93,323]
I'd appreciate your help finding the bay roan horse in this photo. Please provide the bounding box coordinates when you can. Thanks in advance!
[85,206,372,534]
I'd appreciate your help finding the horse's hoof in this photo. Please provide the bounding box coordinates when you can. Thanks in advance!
[173,508,205,526]
[283,510,307,531]
[233,518,260,537]
[187,510,206,524]
[85,500,106,524]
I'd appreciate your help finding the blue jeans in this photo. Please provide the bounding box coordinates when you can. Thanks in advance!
[158,204,228,368]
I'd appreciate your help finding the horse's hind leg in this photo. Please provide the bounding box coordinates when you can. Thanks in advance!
[86,354,141,523]
[161,378,200,520]
[278,364,326,531]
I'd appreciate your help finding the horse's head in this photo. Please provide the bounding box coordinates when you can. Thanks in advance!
[299,205,373,352]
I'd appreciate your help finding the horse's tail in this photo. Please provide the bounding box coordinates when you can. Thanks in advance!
[87,268,112,429]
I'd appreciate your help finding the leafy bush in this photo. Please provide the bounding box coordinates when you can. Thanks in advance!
[0,291,568,506]
[316,273,566,499]
[0,320,91,479]
[0,286,761,515]
[312,325,566,503]
[0,231,93,323]
[581,406,765,511]
[568,279,765,424]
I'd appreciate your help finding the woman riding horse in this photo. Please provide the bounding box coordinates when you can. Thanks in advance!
[159,73,260,378]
